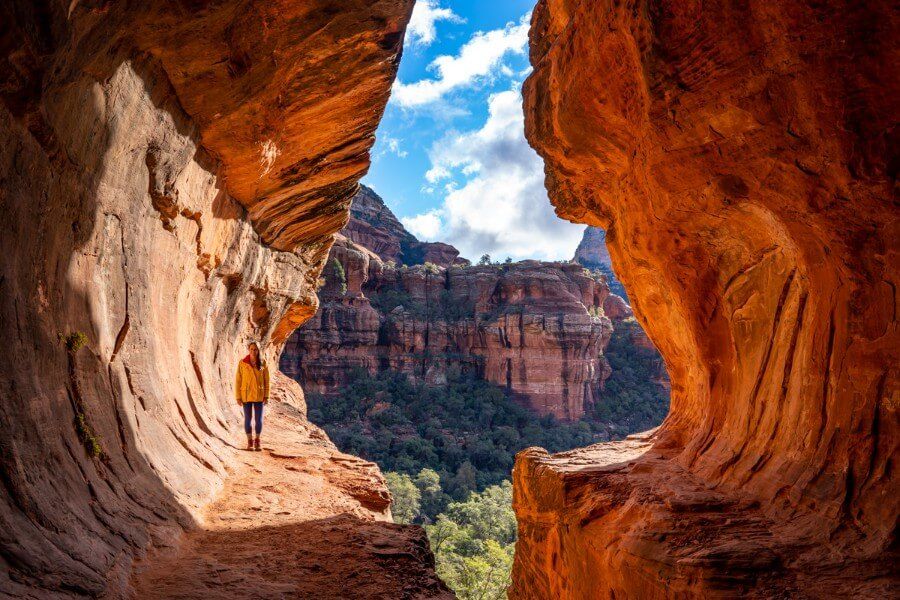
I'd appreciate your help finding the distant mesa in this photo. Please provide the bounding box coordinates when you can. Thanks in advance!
[282,186,668,425]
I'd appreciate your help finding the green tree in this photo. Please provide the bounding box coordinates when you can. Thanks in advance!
[425,482,516,600]
[426,513,464,554]
[415,468,449,522]
[329,258,347,296]
[478,254,491,266]
[451,461,478,499]
[384,471,421,524]
[445,482,516,545]
[435,539,513,600]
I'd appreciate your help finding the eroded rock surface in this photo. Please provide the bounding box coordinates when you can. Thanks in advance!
[343,185,467,267]
[0,2,448,598]
[513,0,898,597]
[572,226,612,269]
[284,234,615,421]
[130,376,451,599]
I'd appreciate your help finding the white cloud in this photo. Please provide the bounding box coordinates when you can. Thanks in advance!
[387,138,408,158]
[425,165,451,183]
[407,0,464,47]
[402,210,443,240]
[392,14,530,108]
[374,136,408,161]
[405,89,584,261]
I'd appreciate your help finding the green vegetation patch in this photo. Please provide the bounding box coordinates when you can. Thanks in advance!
[386,471,515,600]
[326,258,347,296]
[590,321,669,430]
[369,288,475,321]
[61,331,89,354]
[75,413,103,458]
[308,370,602,510]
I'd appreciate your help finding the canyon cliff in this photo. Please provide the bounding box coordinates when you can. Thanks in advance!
[344,185,467,267]
[512,0,898,598]
[574,225,628,299]
[283,229,617,422]
[572,226,612,269]
[0,1,449,598]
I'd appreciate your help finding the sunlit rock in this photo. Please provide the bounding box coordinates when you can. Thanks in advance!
[512,0,898,597]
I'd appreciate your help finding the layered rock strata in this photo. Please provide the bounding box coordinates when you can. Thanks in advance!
[0,1,448,598]
[284,234,616,421]
[573,226,612,269]
[513,0,898,597]
[343,185,467,267]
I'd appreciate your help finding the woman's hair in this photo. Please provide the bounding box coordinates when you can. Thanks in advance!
[248,342,262,368]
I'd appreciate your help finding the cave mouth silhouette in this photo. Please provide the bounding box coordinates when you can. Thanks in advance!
[2,0,893,597]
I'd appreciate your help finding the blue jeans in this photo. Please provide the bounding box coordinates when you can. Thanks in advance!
[243,402,264,436]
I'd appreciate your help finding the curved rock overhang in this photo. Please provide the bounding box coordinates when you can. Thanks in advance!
[512,0,897,597]
[0,1,415,596]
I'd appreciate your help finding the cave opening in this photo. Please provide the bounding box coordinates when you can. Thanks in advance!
[1,0,894,598]
[277,2,671,596]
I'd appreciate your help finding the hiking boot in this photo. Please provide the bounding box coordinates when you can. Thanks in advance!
[254,437,261,451]
[246,436,254,450]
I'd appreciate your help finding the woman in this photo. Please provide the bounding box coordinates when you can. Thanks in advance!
[235,341,270,451]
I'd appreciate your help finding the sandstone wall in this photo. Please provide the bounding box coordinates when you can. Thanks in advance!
[512,0,898,597]
[283,236,616,421]
[0,1,418,597]
[343,185,467,267]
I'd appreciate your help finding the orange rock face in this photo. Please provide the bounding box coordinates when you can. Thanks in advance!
[136,1,415,251]
[284,236,615,421]
[0,2,449,598]
[513,0,898,597]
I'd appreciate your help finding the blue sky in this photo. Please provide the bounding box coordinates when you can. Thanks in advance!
[363,0,585,262]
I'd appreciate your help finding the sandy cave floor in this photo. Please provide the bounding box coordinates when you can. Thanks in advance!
[128,402,451,600]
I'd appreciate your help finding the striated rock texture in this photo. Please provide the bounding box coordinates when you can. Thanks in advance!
[128,381,451,599]
[573,226,612,269]
[344,185,467,267]
[513,0,898,598]
[342,185,415,264]
[284,234,616,421]
[0,1,448,598]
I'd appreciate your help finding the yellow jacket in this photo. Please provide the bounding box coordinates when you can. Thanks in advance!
[235,357,270,405]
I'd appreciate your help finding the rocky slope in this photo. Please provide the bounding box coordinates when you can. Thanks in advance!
[512,0,898,598]
[0,2,448,598]
[572,227,612,269]
[574,226,628,299]
[284,233,616,421]
[344,185,466,267]
[129,380,449,599]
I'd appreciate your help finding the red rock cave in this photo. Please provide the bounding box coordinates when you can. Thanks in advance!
[0,0,895,598]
